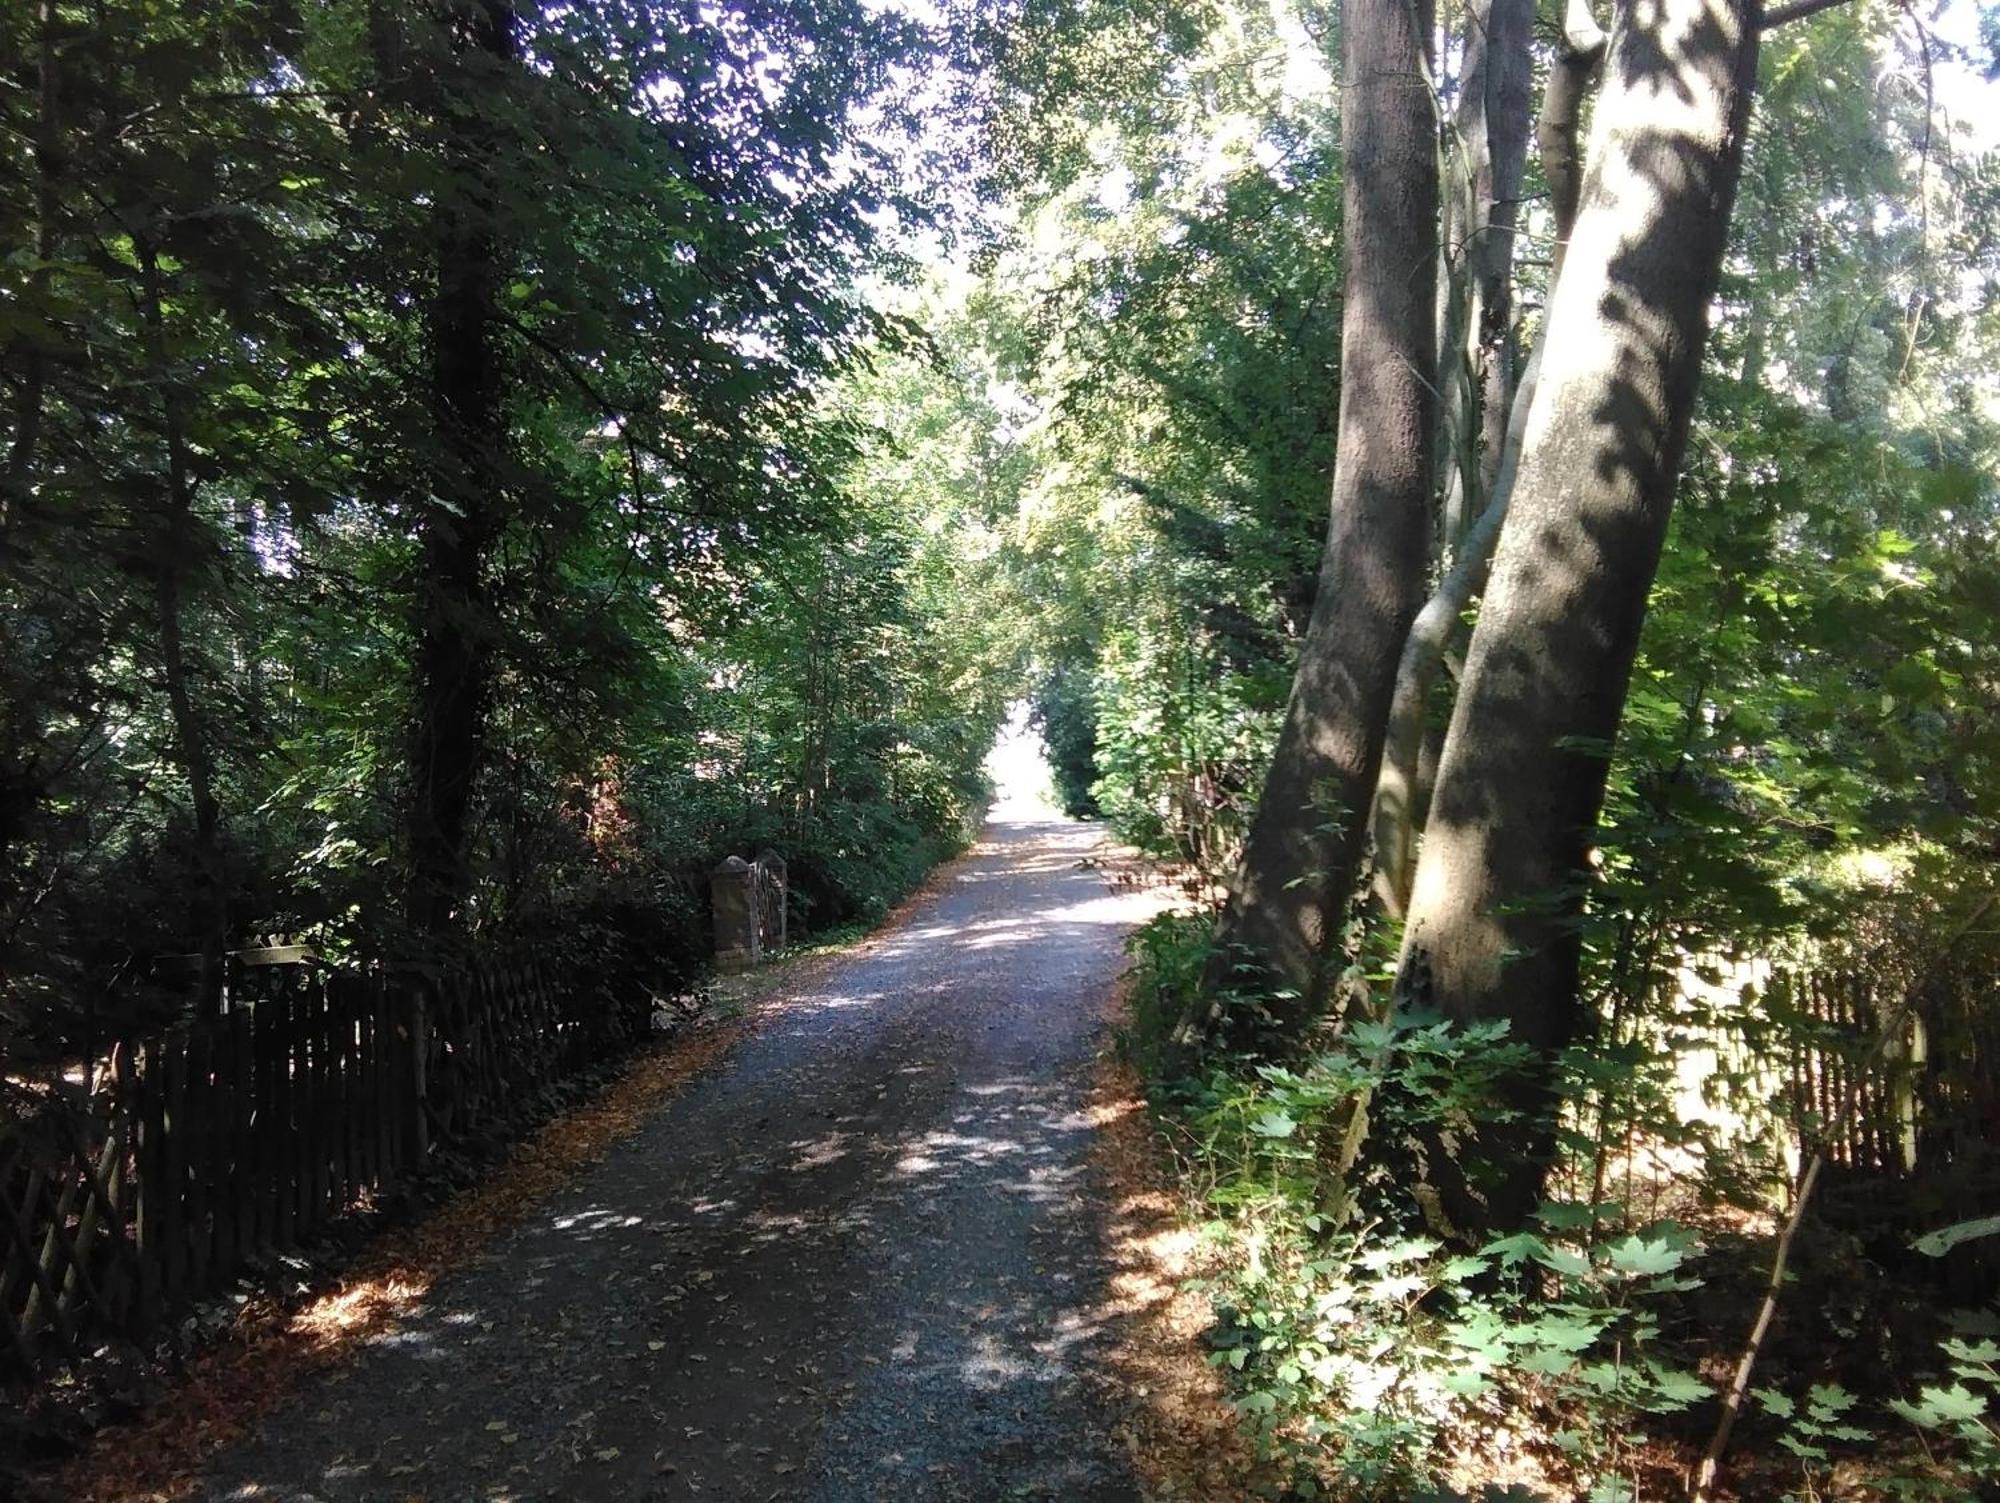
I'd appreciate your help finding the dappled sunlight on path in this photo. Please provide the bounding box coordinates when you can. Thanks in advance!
[197,781,1177,1501]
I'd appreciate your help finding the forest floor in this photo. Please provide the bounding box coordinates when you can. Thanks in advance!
[138,809,1227,1503]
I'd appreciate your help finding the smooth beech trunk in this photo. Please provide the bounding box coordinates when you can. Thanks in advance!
[1373,0,1544,918]
[1436,0,1534,545]
[1198,0,1438,1022]
[1395,0,1761,1237]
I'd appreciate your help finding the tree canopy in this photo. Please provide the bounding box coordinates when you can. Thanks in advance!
[5,0,2000,1493]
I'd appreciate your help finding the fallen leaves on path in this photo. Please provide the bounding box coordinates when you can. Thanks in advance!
[37,864,966,1503]
[43,1020,748,1503]
[1088,975,1269,1503]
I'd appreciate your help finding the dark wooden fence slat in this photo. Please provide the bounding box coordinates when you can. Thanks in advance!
[274,990,298,1250]
[348,984,365,1202]
[299,980,320,1237]
[162,1033,190,1310]
[0,1150,34,1348]
[4,947,664,1379]
[312,980,332,1229]
[254,996,280,1254]
[373,978,395,1179]
[0,1161,47,1331]
[0,1145,40,1363]
[346,988,364,1196]
[205,1021,232,1278]
[228,1007,255,1269]
[53,1093,134,1332]
[136,1039,166,1327]
[113,1046,143,1334]
[183,1027,212,1292]
[336,982,353,1206]
[0,1162,79,1361]
[40,1144,115,1338]
[354,988,375,1191]
[310,981,331,1235]
[20,1147,85,1342]
[405,983,422,1162]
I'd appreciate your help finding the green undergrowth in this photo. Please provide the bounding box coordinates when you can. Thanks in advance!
[1119,911,1999,1502]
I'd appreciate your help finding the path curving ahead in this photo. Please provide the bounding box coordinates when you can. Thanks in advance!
[201,809,1168,1503]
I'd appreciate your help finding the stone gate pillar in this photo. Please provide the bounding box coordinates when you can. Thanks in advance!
[711,855,760,972]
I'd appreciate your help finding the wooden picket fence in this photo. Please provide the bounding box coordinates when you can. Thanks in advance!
[0,955,644,1379]
[1774,941,1998,1181]
[1775,967,1919,1174]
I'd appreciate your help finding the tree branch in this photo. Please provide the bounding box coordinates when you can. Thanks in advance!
[1370,0,1600,918]
[1760,0,1853,30]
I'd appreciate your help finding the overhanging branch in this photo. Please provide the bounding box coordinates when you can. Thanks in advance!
[1761,0,1853,30]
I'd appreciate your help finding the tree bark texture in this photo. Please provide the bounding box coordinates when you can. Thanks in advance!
[1199,0,1439,1023]
[1436,0,1534,546]
[139,238,229,1010]
[5,0,60,510]
[406,0,516,939]
[1538,0,1611,287]
[1395,0,1761,1237]
[1374,0,1541,918]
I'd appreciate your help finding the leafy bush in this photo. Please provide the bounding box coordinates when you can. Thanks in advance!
[1202,1217,1711,1500]
[1032,663,1102,818]
[1120,910,1214,1080]
[1122,913,1716,1495]
[1121,905,2000,1496]
[1890,1336,2000,1482]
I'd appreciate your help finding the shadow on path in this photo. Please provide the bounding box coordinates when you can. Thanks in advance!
[200,814,1172,1503]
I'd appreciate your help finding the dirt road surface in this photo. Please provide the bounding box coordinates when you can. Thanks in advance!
[201,799,1171,1502]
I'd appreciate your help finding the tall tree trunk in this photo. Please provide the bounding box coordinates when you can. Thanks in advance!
[1434,0,1534,550]
[0,0,64,916]
[138,239,228,1011]
[1460,0,1533,500]
[1194,0,1439,1029]
[1393,0,1761,1239]
[1372,0,1599,919]
[5,0,60,515]
[405,0,516,939]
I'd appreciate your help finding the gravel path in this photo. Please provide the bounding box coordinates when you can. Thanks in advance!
[200,812,1166,1503]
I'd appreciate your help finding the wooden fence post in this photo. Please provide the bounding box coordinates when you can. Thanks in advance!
[410,981,430,1162]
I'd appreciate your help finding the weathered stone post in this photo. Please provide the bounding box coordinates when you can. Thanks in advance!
[711,855,760,972]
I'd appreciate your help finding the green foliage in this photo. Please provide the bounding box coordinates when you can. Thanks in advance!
[1199,1199,1714,1496]
[1741,1329,2000,1501]
[1754,1381,1874,1484]
[1122,912,1714,1492]
[979,0,2000,1492]
[0,0,1009,1063]
[1890,1338,2000,1478]
[1031,664,1102,817]
[1120,910,1215,1078]
[1088,621,1283,869]
[1915,1216,2000,1259]
[5,0,2000,1492]
[961,1,1339,875]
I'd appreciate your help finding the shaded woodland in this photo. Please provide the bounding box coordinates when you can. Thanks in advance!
[0,0,1022,1441]
[5,0,2000,1497]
